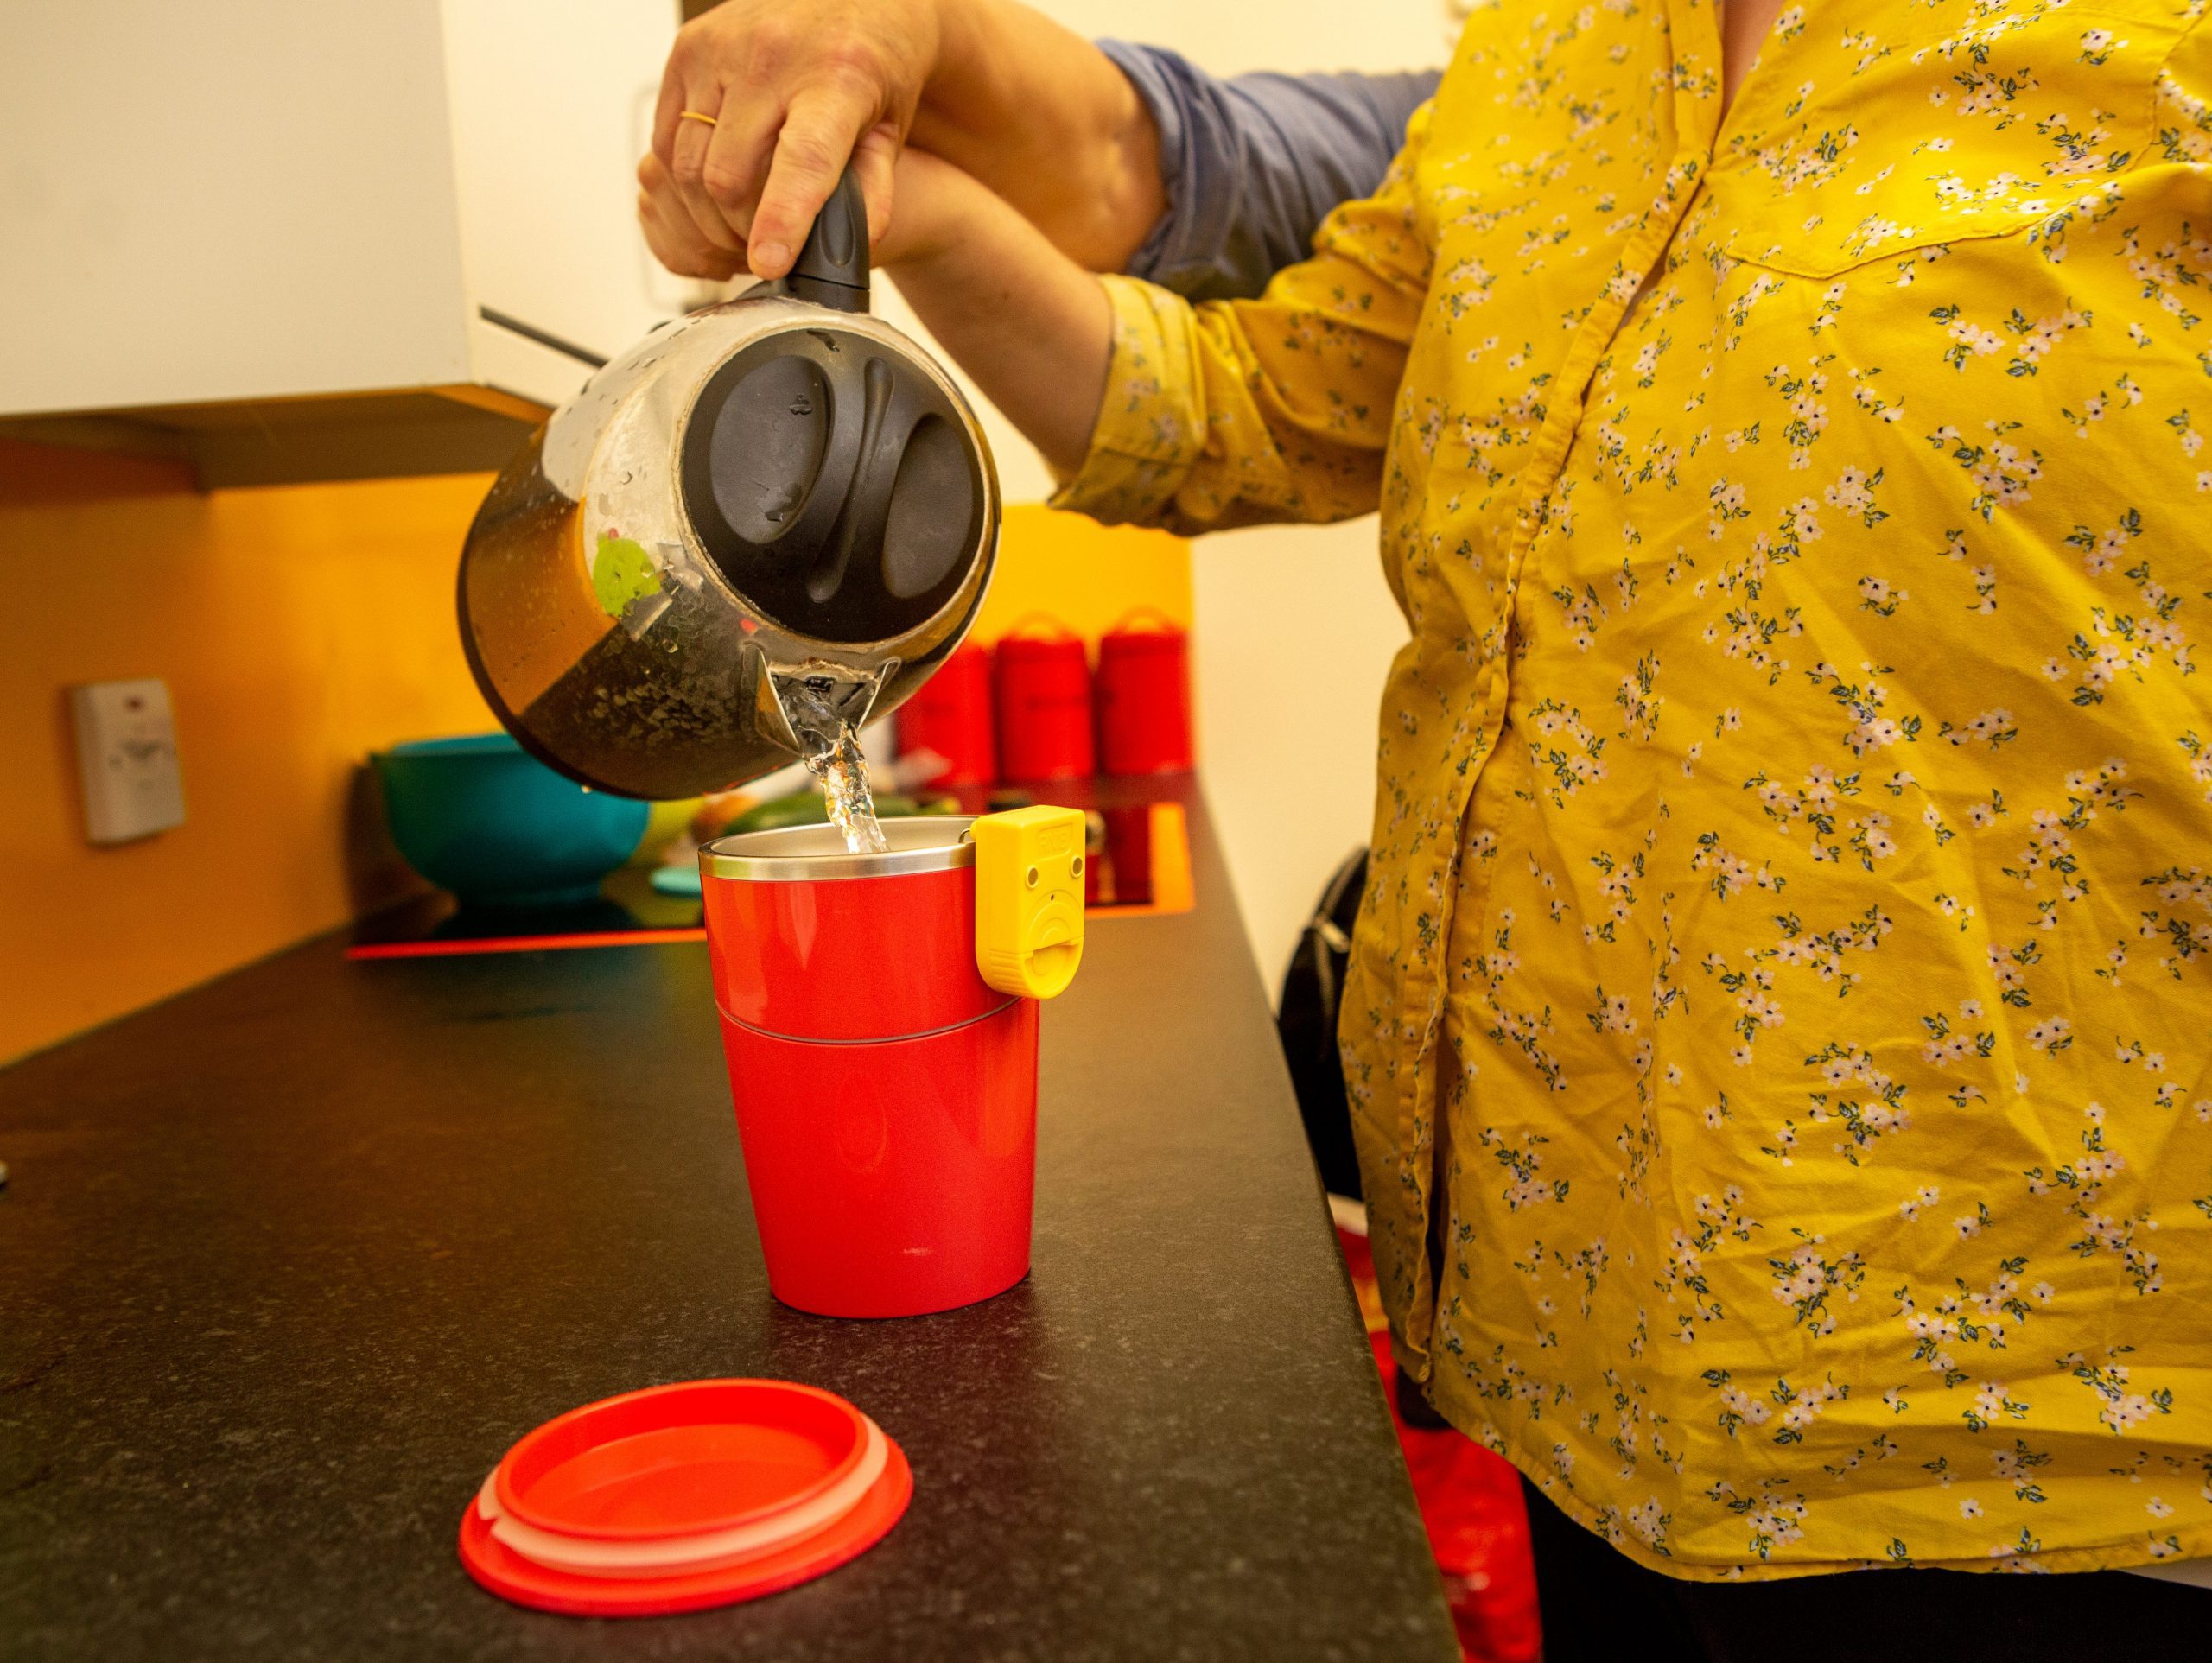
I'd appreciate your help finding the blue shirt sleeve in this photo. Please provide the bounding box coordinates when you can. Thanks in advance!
[1095,41,1441,302]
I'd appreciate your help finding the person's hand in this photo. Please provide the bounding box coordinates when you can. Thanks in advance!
[638,149,744,282]
[637,138,951,285]
[649,0,944,282]
[638,117,969,289]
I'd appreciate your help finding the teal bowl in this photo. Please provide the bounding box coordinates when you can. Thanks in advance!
[372,734,651,908]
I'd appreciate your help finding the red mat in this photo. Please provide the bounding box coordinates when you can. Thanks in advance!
[1336,1224,1541,1663]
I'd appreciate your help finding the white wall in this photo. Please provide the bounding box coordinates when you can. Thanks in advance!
[1189,522,1408,998]
[441,0,687,359]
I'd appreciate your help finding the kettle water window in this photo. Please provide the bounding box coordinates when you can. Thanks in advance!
[680,327,985,645]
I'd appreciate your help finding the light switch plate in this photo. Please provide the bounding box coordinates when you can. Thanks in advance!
[69,678,186,845]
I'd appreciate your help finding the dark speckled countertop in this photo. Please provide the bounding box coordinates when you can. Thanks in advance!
[0,778,1456,1661]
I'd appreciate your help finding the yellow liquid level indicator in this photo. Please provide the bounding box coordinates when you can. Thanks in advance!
[973,806,1086,999]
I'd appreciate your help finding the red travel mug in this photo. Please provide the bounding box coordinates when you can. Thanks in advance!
[895,641,995,787]
[700,819,1038,1318]
[1096,608,1194,775]
[994,617,1095,780]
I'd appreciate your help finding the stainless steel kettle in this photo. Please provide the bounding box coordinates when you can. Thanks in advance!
[457,172,999,800]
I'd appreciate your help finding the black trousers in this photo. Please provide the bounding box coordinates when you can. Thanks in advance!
[1522,1478,2208,1663]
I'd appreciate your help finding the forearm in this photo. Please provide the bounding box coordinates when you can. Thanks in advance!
[880,99,1432,532]
[907,0,1164,273]
[880,156,1112,476]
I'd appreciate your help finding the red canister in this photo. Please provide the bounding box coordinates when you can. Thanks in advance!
[700,819,1038,1318]
[894,641,995,787]
[993,617,1095,781]
[1096,608,1194,775]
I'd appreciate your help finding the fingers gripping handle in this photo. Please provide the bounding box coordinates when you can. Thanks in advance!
[788,168,871,314]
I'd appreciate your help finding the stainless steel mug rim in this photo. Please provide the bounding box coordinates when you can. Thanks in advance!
[701,816,978,882]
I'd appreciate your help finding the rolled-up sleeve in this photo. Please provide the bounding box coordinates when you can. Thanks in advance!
[1051,103,1434,536]
[1095,41,1440,302]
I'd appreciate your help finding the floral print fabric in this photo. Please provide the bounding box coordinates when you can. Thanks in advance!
[1055,0,2212,1579]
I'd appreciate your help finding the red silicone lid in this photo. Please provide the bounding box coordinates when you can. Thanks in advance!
[461,1438,912,1617]
[493,1379,870,1540]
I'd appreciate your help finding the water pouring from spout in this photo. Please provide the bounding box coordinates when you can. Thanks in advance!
[769,669,890,856]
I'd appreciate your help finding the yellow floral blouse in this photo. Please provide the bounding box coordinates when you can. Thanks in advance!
[1054,0,2212,1581]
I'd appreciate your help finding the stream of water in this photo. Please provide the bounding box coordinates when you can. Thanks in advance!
[772,674,888,855]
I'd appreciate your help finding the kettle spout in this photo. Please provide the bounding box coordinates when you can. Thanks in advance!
[750,647,900,759]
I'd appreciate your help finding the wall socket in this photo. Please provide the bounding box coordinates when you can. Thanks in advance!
[70,678,187,845]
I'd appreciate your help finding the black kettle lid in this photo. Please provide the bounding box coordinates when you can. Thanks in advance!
[679,171,988,646]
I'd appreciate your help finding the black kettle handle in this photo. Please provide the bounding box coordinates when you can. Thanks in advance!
[786,168,870,314]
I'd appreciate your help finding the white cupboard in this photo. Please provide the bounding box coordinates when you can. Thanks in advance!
[0,0,690,484]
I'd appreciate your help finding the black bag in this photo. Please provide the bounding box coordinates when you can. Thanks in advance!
[1275,847,1369,1201]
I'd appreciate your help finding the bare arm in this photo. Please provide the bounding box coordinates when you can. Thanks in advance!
[874,149,1113,476]
[878,117,1433,539]
[648,0,1161,282]
[906,2,1163,273]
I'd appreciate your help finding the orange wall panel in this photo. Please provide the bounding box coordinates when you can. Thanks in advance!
[0,441,496,1064]
[0,451,1190,1065]
[972,505,1191,644]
